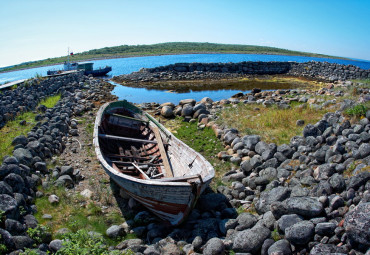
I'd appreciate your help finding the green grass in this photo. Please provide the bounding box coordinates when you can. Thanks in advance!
[0,42,345,73]
[39,94,61,108]
[0,94,62,163]
[216,102,331,145]
[165,117,232,185]
[34,185,125,245]
[0,112,37,163]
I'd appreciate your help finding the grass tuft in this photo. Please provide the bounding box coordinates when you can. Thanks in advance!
[217,103,330,145]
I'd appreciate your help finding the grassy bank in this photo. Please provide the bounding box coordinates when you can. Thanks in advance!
[0,42,344,73]
[0,94,61,163]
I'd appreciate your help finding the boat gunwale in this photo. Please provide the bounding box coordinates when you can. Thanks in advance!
[93,101,215,187]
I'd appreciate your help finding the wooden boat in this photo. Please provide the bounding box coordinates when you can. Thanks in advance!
[93,100,214,225]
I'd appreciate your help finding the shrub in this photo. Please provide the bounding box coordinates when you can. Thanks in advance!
[27,225,50,244]
[56,229,108,255]
[345,104,367,117]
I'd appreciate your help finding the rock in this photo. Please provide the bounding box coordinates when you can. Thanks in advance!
[24,214,38,229]
[0,228,15,250]
[261,239,274,255]
[347,171,370,190]
[5,219,26,235]
[161,106,174,118]
[344,202,370,247]
[285,220,315,245]
[56,175,74,188]
[13,148,33,166]
[358,143,370,158]
[242,135,260,150]
[277,214,303,233]
[0,181,13,195]
[235,213,258,231]
[160,243,182,255]
[181,104,194,117]
[60,165,74,176]
[197,193,228,211]
[296,119,305,126]
[283,197,323,218]
[13,235,34,250]
[315,222,336,236]
[179,99,196,106]
[11,135,28,146]
[192,236,203,251]
[106,225,126,239]
[268,239,291,255]
[233,225,271,253]
[4,173,24,193]
[0,194,18,219]
[34,162,47,173]
[49,239,63,252]
[80,189,93,199]
[256,187,291,214]
[303,124,321,138]
[309,243,348,255]
[203,237,225,255]
[48,195,59,205]
[144,245,161,255]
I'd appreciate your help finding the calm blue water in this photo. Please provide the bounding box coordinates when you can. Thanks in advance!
[1,54,370,104]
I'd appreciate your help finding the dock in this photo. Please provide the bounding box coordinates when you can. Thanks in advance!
[0,70,80,91]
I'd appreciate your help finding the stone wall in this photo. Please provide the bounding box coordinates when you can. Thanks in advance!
[141,61,370,81]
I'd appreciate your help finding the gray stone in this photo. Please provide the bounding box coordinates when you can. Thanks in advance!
[4,173,24,193]
[5,219,26,235]
[315,222,336,236]
[256,187,291,214]
[344,202,370,247]
[49,239,63,252]
[13,235,34,250]
[0,181,13,195]
[161,106,174,118]
[277,214,303,233]
[358,143,370,158]
[268,239,291,255]
[203,237,225,255]
[285,221,315,245]
[242,135,260,150]
[283,197,323,218]
[309,243,347,255]
[60,165,73,176]
[233,225,271,253]
[106,225,126,238]
[303,124,321,138]
[48,194,59,204]
[235,213,258,231]
[13,148,33,166]
[12,135,28,146]
[181,104,194,117]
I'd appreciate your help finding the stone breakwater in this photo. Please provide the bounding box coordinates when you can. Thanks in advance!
[0,73,83,129]
[0,74,116,254]
[124,80,369,254]
[113,61,370,84]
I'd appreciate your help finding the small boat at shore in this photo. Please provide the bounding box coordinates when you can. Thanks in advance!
[93,100,214,225]
[47,48,112,77]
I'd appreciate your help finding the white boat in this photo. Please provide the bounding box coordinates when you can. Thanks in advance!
[93,100,215,225]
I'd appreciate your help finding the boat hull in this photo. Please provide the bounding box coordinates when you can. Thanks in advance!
[93,101,214,225]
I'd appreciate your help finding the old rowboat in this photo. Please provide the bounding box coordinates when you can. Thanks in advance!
[93,100,214,225]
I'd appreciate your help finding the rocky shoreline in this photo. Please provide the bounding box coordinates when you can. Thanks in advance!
[0,70,369,254]
[113,61,370,86]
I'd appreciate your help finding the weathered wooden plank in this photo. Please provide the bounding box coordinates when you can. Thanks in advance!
[151,125,173,178]
[98,134,157,144]
[156,174,200,182]
[106,154,151,161]
[110,113,149,123]
[131,163,150,180]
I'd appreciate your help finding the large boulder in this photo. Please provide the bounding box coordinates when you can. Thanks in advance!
[13,148,33,166]
[233,225,271,253]
[285,221,314,245]
[256,187,291,214]
[203,237,225,255]
[161,106,174,118]
[283,197,323,218]
[344,202,370,247]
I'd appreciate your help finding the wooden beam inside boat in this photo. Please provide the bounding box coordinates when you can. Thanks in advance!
[109,112,149,123]
[98,134,157,144]
[131,163,150,180]
[151,125,173,178]
[111,161,163,167]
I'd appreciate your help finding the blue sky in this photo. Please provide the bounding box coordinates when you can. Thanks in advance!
[0,0,369,67]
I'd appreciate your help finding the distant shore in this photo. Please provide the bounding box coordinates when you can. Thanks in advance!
[0,51,352,74]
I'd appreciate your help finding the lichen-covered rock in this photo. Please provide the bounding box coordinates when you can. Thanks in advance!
[344,202,370,247]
